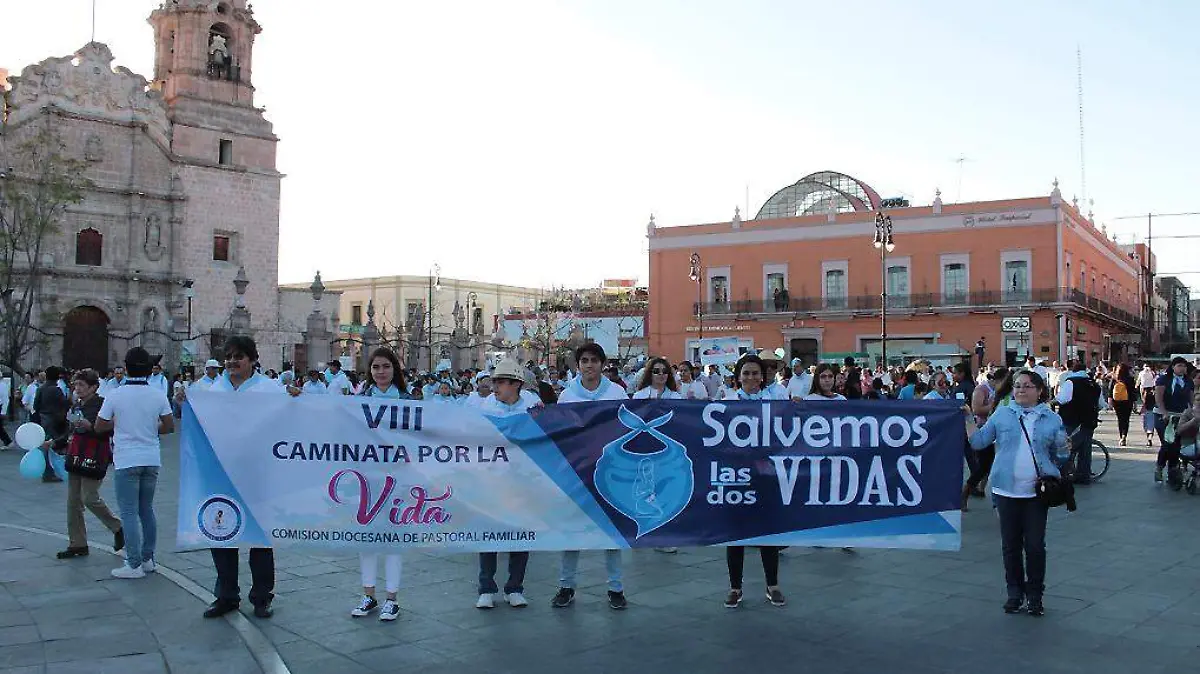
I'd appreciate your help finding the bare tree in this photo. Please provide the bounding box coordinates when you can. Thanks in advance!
[0,122,90,379]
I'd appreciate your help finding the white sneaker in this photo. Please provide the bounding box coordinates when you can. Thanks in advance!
[111,563,145,579]
[379,599,399,621]
[350,595,378,617]
[504,592,528,608]
[475,593,496,609]
[142,559,157,573]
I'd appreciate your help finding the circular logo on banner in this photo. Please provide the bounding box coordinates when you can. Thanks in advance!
[197,496,243,543]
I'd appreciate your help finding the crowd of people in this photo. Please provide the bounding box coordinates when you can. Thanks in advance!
[12,335,1199,623]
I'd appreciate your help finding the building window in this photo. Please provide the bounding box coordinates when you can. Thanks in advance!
[944,264,967,301]
[1004,260,1029,300]
[710,275,729,306]
[766,272,787,311]
[74,227,102,266]
[350,304,363,325]
[218,139,233,165]
[886,264,909,307]
[824,270,847,309]
[213,234,230,261]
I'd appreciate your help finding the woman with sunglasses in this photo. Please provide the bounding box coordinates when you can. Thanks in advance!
[964,369,1068,617]
[632,358,683,399]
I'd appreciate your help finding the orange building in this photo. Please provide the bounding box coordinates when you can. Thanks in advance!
[647,172,1144,369]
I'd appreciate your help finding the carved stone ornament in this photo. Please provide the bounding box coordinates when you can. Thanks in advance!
[144,213,165,261]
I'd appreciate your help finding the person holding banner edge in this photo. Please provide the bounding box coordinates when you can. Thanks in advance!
[722,354,787,608]
[179,335,299,620]
[350,347,409,621]
[476,358,539,609]
[553,343,631,610]
[965,369,1069,617]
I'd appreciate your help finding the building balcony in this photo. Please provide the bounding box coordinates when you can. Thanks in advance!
[695,287,1144,331]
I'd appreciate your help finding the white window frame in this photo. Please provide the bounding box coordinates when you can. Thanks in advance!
[940,253,970,301]
[762,263,788,303]
[1000,249,1032,302]
[884,256,911,308]
[707,266,731,305]
[821,260,849,309]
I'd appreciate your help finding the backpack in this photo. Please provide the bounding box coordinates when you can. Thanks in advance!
[1113,381,1129,402]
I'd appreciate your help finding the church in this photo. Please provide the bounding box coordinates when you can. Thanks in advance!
[0,0,337,373]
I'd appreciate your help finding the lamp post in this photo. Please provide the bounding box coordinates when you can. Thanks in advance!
[873,212,895,369]
[689,252,703,342]
[428,263,440,371]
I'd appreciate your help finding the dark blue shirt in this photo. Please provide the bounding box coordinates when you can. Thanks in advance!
[1156,373,1194,413]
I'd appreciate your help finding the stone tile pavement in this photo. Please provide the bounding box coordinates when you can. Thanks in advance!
[0,412,1198,674]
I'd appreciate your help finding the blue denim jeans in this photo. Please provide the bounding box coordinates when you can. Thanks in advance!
[559,550,623,592]
[114,466,159,568]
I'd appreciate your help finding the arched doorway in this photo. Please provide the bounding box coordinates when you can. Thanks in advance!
[63,306,110,372]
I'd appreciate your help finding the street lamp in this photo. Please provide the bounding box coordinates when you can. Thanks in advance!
[689,252,703,341]
[873,212,895,369]
[428,263,440,371]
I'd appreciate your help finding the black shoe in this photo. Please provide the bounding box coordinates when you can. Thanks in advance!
[607,591,627,610]
[56,547,88,559]
[1168,468,1184,491]
[113,529,125,553]
[1003,597,1024,614]
[550,588,575,608]
[724,589,743,608]
[253,603,273,619]
[203,599,240,619]
[1026,598,1044,617]
[766,588,787,607]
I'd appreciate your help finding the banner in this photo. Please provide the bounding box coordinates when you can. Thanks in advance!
[178,393,962,553]
[697,337,740,366]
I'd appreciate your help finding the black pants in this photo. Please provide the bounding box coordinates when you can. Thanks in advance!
[726,546,780,590]
[965,445,996,491]
[478,551,529,594]
[211,547,275,607]
[0,420,11,446]
[1156,418,1181,469]
[995,496,1048,601]
[1113,400,1133,438]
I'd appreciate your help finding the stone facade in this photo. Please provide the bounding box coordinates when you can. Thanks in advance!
[0,0,336,372]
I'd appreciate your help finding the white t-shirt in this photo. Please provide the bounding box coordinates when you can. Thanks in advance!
[803,393,847,401]
[302,380,329,395]
[557,377,628,403]
[479,395,539,417]
[519,388,544,408]
[324,370,352,395]
[678,380,709,400]
[993,414,1038,498]
[787,373,813,400]
[1138,368,1158,389]
[98,382,172,470]
[632,386,683,400]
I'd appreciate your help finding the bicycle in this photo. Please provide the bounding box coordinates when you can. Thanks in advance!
[1063,438,1110,483]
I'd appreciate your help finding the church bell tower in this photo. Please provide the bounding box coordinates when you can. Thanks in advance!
[148,0,260,106]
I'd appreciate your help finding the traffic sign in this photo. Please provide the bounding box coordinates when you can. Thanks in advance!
[1001,316,1031,333]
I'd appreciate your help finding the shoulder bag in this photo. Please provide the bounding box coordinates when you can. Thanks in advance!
[1018,415,1076,512]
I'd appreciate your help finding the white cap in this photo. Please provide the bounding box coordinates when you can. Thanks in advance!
[204,359,221,369]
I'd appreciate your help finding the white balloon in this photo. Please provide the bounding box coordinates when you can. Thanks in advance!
[15,423,46,451]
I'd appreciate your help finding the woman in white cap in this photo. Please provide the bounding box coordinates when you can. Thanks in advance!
[474,359,538,609]
[632,357,682,399]
[350,347,409,622]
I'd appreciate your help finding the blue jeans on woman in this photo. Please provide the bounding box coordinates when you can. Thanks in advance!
[114,466,158,568]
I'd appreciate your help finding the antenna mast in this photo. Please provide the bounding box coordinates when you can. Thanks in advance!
[1077,45,1087,207]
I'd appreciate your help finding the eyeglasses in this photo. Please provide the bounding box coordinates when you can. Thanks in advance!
[651,368,670,374]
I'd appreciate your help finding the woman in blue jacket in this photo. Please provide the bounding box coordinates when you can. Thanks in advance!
[964,369,1069,617]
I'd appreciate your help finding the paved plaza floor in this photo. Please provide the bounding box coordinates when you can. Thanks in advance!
[1,412,1198,674]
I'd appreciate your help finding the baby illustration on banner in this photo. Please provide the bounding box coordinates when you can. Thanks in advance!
[594,406,694,537]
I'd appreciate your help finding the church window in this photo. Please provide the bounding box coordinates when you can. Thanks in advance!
[213,235,230,262]
[218,139,233,165]
[75,228,103,266]
[350,304,363,326]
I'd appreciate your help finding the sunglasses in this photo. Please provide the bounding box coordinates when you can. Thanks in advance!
[651,368,670,374]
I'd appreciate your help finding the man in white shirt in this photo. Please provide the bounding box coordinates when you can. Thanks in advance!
[553,343,629,611]
[464,375,493,408]
[191,360,222,392]
[323,361,352,395]
[1138,364,1158,394]
[787,361,814,401]
[301,370,329,395]
[148,363,170,399]
[95,347,174,579]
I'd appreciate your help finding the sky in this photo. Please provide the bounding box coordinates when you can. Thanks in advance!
[3,0,1199,292]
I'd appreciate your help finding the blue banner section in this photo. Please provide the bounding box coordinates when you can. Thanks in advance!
[520,400,963,550]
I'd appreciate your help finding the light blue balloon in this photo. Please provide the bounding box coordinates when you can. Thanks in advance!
[48,452,67,480]
[19,450,45,480]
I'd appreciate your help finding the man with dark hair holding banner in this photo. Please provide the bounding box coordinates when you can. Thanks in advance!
[553,343,631,610]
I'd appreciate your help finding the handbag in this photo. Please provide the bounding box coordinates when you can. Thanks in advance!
[65,430,112,480]
[1018,416,1076,512]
